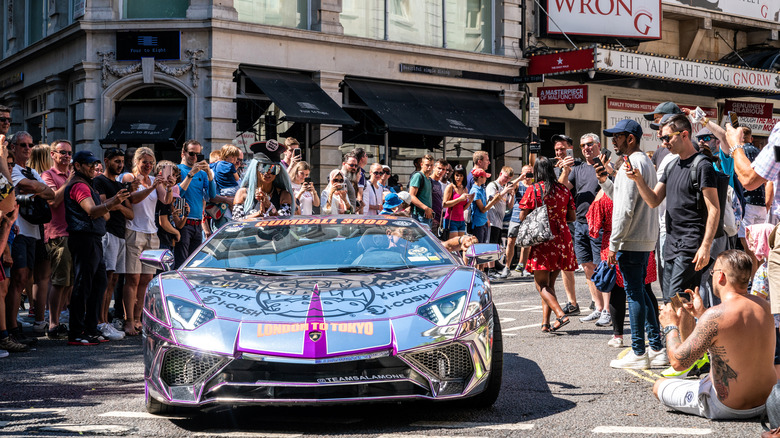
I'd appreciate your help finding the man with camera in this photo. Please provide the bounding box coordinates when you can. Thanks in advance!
[39,140,75,339]
[93,148,135,340]
[5,131,54,347]
[176,139,216,269]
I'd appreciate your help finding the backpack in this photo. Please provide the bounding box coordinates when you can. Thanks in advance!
[664,154,729,238]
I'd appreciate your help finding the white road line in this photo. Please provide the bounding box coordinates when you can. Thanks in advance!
[498,306,543,312]
[592,426,711,435]
[503,333,518,337]
[503,323,540,332]
[194,432,302,438]
[0,408,67,414]
[499,317,516,323]
[494,301,525,306]
[0,420,9,427]
[411,421,534,430]
[39,424,135,434]
[379,435,488,438]
[99,411,188,420]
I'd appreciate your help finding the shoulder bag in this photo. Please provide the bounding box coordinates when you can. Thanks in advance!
[515,183,554,247]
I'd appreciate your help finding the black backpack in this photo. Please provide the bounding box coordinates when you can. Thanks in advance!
[665,154,729,238]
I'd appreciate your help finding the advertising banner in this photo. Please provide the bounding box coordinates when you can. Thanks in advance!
[528,48,595,76]
[664,0,780,25]
[539,86,588,105]
[724,100,774,119]
[547,0,662,39]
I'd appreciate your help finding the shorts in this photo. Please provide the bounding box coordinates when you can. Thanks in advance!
[45,237,72,287]
[489,226,503,245]
[448,220,466,233]
[473,224,489,243]
[573,221,601,265]
[35,238,50,262]
[507,221,521,239]
[11,234,37,270]
[657,374,765,420]
[125,229,160,275]
[102,232,126,274]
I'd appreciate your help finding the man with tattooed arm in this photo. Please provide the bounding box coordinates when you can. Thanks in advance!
[654,250,776,419]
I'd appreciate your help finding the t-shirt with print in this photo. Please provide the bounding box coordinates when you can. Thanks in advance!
[486,181,507,227]
[469,184,488,227]
[155,201,175,249]
[409,172,432,217]
[568,161,601,224]
[660,152,718,259]
[11,165,45,239]
[93,174,126,239]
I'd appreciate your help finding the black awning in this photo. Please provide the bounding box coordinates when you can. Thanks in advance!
[345,79,532,143]
[101,103,183,144]
[241,67,356,126]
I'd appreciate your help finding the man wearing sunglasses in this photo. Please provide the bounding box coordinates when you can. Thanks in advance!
[176,139,216,268]
[0,105,10,137]
[5,132,55,348]
[339,153,359,212]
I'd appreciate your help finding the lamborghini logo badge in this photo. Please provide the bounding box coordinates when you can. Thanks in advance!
[309,331,322,342]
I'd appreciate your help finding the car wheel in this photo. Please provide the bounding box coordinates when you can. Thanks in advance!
[468,306,503,408]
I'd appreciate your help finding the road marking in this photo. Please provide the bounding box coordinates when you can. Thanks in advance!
[592,426,711,435]
[494,301,525,306]
[0,420,8,427]
[0,408,67,415]
[503,323,540,332]
[39,424,135,434]
[411,421,534,430]
[194,432,302,438]
[379,435,487,438]
[99,411,188,420]
[641,369,663,379]
[499,317,516,323]
[496,306,542,312]
[503,333,517,337]
[624,369,656,383]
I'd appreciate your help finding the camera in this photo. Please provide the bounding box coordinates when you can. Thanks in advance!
[15,194,34,208]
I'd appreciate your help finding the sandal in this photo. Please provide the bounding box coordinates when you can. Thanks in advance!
[551,316,570,332]
[541,324,551,333]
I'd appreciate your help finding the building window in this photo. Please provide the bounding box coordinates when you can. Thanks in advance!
[235,0,309,29]
[27,0,46,45]
[342,0,493,53]
[123,0,188,19]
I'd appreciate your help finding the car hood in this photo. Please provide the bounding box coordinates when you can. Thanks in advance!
[158,266,476,357]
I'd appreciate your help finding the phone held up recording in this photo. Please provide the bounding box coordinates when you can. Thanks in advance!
[622,155,633,172]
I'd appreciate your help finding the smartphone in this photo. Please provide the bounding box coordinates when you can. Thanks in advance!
[600,148,612,160]
[565,149,574,159]
[592,157,608,177]
[622,155,633,172]
[774,145,780,162]
[676,291,691,302]
[161,165,172,180]
[173,197,185,211]
[304,177,312,184]
[728,111,739,128]
[196,153,205,162]
[122,182,133,192]
[293,148,301,158]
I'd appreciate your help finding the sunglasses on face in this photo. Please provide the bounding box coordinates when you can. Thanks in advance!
[581,142,596,147]
[659,131,682,143]
[54,150,72,156]
[0,117,10,123]
[372,171,383,175]
[259,163,281,175]
[347,163,358,168]
[186,151,200,157]
[15,143,33,148]
[332,178,344,183]
[697,135,713,142]
[383,170,390,175]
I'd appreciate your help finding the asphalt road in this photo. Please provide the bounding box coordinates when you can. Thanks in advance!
[0,273,768,437]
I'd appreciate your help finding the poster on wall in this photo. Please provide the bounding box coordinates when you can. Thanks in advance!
[547,0,662,39]
[605,98,717,152]
[663,0,780,25]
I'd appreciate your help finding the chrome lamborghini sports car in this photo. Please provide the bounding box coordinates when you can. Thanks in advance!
[141,216,503,414]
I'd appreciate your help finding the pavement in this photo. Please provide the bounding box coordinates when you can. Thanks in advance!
[0,272,769,437]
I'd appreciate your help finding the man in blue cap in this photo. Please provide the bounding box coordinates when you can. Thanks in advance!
[595,118,664,369]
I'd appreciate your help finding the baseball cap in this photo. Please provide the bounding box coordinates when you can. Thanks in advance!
[695,127,714,140]
[73,150,101,164]
[383,193,404,210]
[396,191,412,204]
[104,148,125,159]
[603,119,644,142]
[643,101,682,121]
[551,134,573,145]
[649,113,675,131]
[471,168,491,178]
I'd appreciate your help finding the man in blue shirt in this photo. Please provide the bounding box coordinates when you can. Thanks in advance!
[176,139,216,268]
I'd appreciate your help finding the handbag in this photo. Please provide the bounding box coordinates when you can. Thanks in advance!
[436,210,450,241]
[591,260,617,292]
[515,184,554,247]
[17,167,51,225]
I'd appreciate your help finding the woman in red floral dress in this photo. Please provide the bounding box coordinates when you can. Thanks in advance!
[518,157,578,332]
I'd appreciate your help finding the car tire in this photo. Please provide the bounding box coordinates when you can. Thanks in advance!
[468,306,503,408]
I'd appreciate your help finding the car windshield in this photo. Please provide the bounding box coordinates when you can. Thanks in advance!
[185,217,456,273]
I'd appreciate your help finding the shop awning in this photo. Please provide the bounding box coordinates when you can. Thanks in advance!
[241,67,356,126]
[345,79,532,143]
[101,103,183,144]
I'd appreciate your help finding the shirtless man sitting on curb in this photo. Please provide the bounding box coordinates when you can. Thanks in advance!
[654,249,776,420]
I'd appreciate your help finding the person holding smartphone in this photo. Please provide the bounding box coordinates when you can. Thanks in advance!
[176,139,216,269]
[290,161,319,215]
[322,169,351,215]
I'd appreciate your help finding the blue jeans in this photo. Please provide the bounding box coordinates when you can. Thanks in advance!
[617,250,663,356]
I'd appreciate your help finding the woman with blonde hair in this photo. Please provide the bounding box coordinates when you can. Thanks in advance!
[321,169,350,215]
[120,147,174,336]
[290,161,319,215]
[29,144,52,174]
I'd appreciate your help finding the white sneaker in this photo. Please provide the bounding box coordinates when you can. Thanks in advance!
[649,348,670,367]
[32,321,48,334]
[0,349,8,358]
[610,350,649,369]
[107,324,125,339]
[579,310,602,322]
[98,323,124,341]
[607,336,624,348]
[595,310,612,327]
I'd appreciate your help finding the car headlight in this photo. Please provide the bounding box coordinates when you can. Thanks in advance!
[166,296,215,330]
[417,291,467,326]
[144,278,168,325]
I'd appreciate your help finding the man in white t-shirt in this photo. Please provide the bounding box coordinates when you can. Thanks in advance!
[364,163,385,215]
[6,131,54,347]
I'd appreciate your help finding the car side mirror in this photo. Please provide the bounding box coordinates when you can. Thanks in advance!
[140,249,175,271]
[464,243,501,266]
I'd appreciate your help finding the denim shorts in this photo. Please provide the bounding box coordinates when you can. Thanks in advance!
[448,220,466,232]
[573,221,601,265]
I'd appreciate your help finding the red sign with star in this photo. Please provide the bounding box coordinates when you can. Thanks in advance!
[528,48,595,76]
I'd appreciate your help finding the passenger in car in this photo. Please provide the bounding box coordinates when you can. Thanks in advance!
[232,141,294,220]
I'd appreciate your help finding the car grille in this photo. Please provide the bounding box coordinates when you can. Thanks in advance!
[404,343,473,395]
[161,349,227,386]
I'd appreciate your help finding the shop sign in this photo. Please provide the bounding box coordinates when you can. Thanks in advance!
[116,31,181,61]
[738,117,780,136]
[596,47,780,94]
[529,97,540,128]
[539,85,588,105]
[724,100,774,119]
[606,98,716,151]
[547,0,661,39]
[528,48,595,76]
[663,0,780,25]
